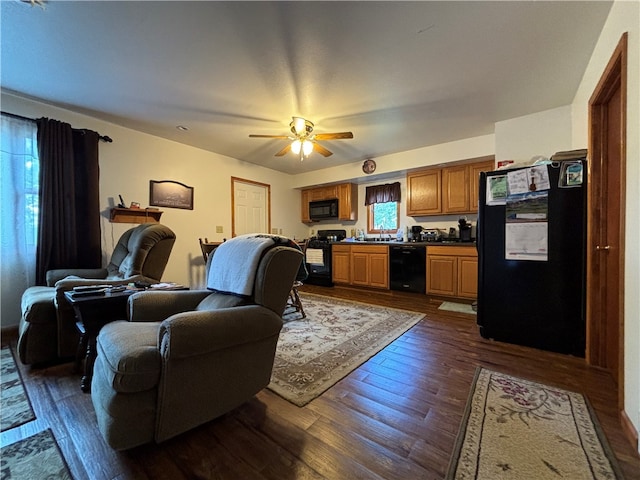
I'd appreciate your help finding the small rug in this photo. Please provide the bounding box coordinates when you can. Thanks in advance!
[0,428,73,479]
[438,301,476,315]
[447,368,624,479]
[0,346,35,432]
[270,293,425,406]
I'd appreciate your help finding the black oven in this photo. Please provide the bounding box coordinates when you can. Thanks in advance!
[305,229,346,286]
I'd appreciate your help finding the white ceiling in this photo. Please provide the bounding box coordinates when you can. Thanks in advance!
[1,1,612,175]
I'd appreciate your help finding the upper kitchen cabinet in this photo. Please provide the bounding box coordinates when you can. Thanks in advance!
[407,156,494,216]
[470,159,495,211]
[406,169,442,215]
[442,164,470,213]
[337,183,358,221]
[301,182,358,223]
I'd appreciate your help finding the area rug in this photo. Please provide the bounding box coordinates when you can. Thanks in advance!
[446,368,624,480]
[270,293,425,406]
[0,346,35,432]
[438,301,476,315]
[0,428,73,479]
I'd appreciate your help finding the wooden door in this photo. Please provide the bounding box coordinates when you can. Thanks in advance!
[442,165,469,213]
[332,246,351,284]
[427,255,456,296]
[470,159,495,212]
[368,253,389,289]
[231,177,270,237]
[587,34,626,405]
[457,257,478,299]
[407,169,441,215]
[351,252,370,286]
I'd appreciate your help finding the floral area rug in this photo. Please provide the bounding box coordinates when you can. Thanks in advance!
[0,429,73,479]
[447,368,624,479]
[0,346,35,432]
[269,293,425,406]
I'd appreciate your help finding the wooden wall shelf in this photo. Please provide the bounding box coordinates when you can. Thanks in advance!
[110,207,163,224]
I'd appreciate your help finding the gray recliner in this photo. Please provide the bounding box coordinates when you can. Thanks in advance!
[18,223,176,365]
[91,234,302,450]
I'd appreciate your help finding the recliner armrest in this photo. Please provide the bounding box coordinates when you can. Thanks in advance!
[128,290,212,323]
[158,305,283,359]
[47,268,108,286]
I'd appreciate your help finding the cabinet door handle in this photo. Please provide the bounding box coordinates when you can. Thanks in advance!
[595,245,611,251]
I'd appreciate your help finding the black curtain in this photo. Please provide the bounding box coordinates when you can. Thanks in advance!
[364,182,401,205]
[35,118,101,284]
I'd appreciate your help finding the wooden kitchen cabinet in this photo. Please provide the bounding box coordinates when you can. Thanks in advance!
[331,245,351,284]
[470,159,495,211]
[427,245,477,299]
[407,156,495,216]
[300,190,311,223]
[301,182,358,223]
[351,245,389,289]
[337,183,357,221]
[442,164,470,213]
[332,244,388,289]
[406,169,442,215]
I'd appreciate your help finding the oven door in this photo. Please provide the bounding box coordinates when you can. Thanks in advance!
[305,244,333,286]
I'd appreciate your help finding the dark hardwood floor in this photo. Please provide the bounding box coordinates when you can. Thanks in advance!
[2,285,639,479]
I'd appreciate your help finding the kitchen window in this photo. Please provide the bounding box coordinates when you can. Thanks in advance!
[365,181,401,234]
[368,201,400,234]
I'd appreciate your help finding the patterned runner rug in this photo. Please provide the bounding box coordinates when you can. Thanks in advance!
[447,368,624,479]
[270,293,425,406]
[0,429,73,479]
[0,346,35,432]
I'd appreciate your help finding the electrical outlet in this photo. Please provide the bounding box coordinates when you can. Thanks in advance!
[216,226,223,233]
[279,228,283,234]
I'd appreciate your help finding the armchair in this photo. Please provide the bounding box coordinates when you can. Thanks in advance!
[91,235,303,450]
[18,223,176,365]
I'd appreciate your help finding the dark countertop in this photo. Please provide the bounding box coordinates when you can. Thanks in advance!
[336,240,476,247]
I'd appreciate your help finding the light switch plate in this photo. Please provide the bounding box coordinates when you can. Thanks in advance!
[271,228,278,234]
[216,226,223,233]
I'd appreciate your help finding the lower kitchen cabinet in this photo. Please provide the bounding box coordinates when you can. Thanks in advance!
[332,245,351,284]
[332,244,388,289]
[427,245,477,299]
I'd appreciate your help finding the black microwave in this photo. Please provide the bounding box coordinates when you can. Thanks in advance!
[309,199,338,220]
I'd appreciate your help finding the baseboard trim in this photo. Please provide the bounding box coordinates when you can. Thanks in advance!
[620,409,639,454]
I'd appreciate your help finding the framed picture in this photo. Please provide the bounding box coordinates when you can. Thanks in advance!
[149,180,194,210]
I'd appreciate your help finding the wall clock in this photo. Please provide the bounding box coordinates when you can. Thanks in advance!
[362,159,376,174]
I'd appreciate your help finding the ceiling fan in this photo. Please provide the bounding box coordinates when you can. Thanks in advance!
[249,117,353,160]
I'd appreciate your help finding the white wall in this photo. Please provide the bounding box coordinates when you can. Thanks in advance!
[571,0,640,450]
[495,105,573,163]
[1,93,309,319]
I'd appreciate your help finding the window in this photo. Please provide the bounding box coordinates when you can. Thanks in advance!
[1,113,40,323]
[367,201,400,234]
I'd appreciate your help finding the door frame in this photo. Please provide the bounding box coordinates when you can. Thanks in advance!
[231,176,271,238]
[586,33,627,411]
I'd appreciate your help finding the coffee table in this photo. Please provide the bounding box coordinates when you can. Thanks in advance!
[64,288,137,392]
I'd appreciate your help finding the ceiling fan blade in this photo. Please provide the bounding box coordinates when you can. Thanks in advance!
[314,132,353,140]
[275,144,292,157]
[313,142,333,157]
[249,134,290,139]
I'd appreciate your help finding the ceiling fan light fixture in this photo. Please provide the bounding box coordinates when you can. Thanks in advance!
[292,117,306,135]
[302,139,313,156]
[291,139,302,154]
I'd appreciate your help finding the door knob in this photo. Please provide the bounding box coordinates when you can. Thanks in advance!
[595,245,611,251]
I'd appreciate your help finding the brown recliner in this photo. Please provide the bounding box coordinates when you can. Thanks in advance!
[91,235,302,450]
[18,223,176,365]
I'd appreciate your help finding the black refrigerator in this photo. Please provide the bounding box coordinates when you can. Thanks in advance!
[476,159,587,356]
